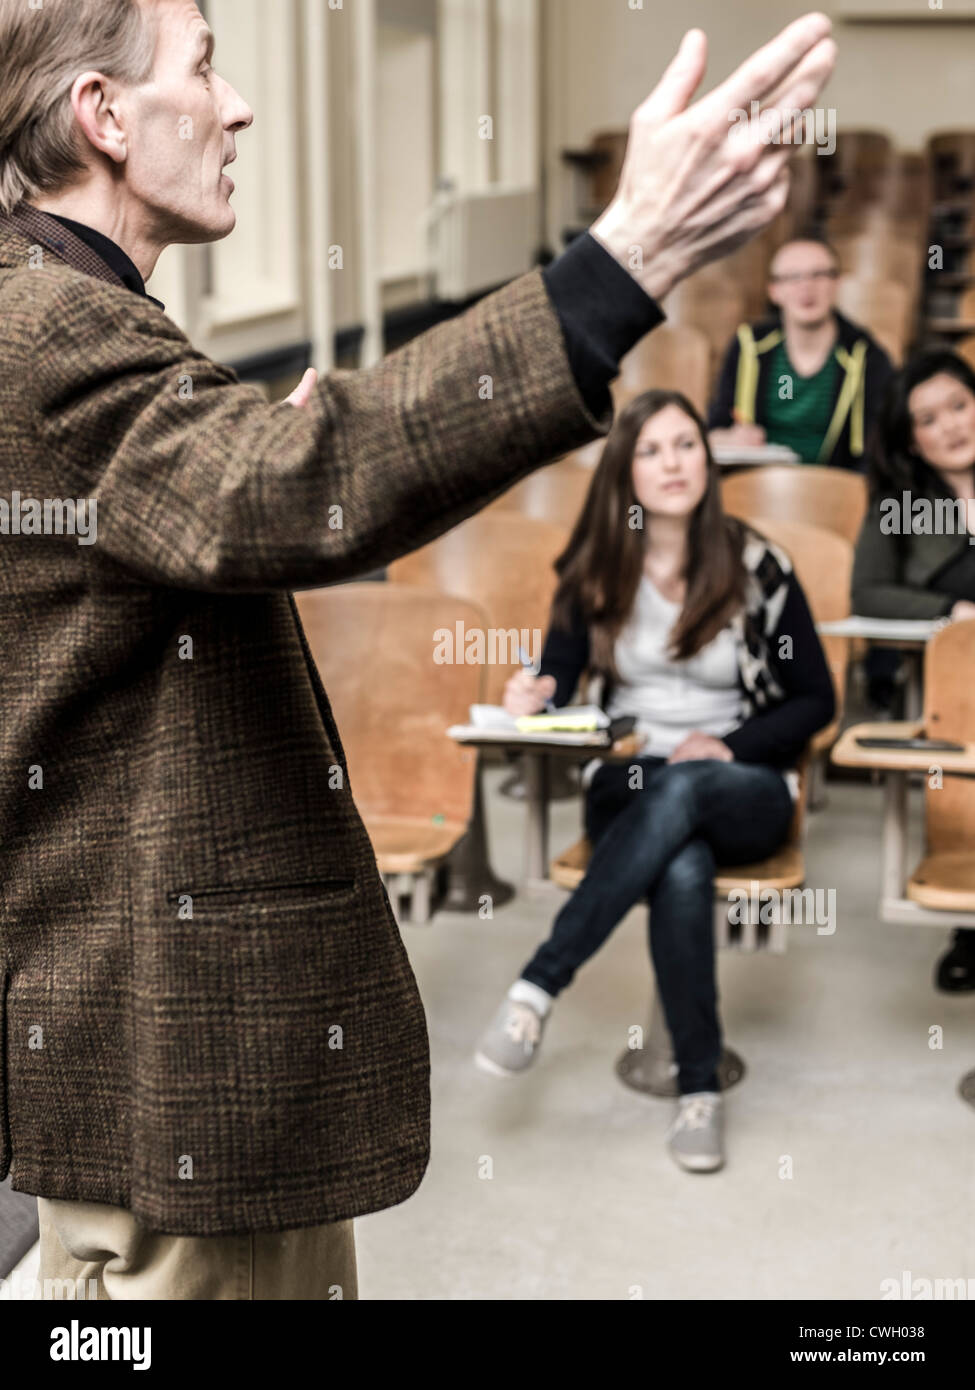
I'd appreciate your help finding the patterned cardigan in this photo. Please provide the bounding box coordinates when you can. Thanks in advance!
[538,518,836,772]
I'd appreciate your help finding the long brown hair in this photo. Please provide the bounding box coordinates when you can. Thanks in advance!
[550,390,747,683]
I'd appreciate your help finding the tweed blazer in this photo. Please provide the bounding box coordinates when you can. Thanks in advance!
[0,206,611,1236]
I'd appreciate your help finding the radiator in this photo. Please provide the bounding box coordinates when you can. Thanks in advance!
[428,186,540,301]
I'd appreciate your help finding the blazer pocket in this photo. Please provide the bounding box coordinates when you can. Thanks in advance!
[164,876,356,911]
[132,886,365,1216]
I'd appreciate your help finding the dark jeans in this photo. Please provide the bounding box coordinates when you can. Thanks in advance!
[520,756,795,1094]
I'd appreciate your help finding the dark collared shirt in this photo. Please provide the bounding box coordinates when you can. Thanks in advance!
[42,215,663,419]
[46,211,166,311]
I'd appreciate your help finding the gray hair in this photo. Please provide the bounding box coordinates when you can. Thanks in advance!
[0,0,158,215]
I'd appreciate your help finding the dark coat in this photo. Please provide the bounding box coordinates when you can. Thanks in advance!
[707,309,893,471]
[0,204,611,1235]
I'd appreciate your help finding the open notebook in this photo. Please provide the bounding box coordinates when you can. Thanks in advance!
[447,705,636,747]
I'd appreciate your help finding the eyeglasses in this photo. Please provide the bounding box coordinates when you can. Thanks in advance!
[769,269,840,285]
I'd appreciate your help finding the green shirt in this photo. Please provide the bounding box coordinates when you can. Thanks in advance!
[762,342,841,464]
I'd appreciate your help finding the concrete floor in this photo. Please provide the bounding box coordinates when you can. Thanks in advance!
[9,768,974,1300]
[354,766,975,1300]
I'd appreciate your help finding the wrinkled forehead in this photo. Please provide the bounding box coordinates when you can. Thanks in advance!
[141,0,212,64]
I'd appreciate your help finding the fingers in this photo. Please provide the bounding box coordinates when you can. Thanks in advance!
[504,670,554,716]
[758,35,837,133]
[707,11,832,116]
[636,28,708,129]
[286,367,319,409]
[720,37,836,183]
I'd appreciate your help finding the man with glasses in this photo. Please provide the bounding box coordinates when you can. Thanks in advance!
[708,236,893,469]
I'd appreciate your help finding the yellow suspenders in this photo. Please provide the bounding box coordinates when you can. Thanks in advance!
[819,339,868,463]
[732,324,869,462]
[732,324,783,424]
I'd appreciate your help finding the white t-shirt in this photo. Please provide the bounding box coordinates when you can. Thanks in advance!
[605,574,744,756]
[583,575,798,800]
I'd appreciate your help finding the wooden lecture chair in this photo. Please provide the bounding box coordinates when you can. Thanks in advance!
[832,618,975,925]
[551,746,813,1097]
[611,322,711,417]
[927,131,975,201]
[389,510,572,897]
[487,454,594,533]
[831,617,975,1107]
[720,465,867,547]
[836,275,912,366]
[388,510,569,706]
[661,269,747,393]
[956,335,975,375]
[294,583,487,923]
[740,516,854,791]
[832,233,923,311]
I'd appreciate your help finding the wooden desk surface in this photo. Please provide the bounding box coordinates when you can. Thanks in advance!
[817,616,942,645]
[832,721,975,774]
[448,730,645,761]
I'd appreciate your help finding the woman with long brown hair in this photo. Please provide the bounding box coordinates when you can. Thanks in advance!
[474,390,835,1172]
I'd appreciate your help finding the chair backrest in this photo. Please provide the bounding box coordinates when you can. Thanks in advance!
[721,465,867,545]
[836,275,912,360]
[661,270,746,390]
[825,207,926,253]
[590,129,628,210]
[487,455,594,531]
[720,232,777,320]
[923,617,975,853]
[737,515,853,729]
[927,130,975,197]
[294,583,487,827]
[832,234,922,301]
[612,323,711,415]
[819,129,894,207]
[387,511,569,704]
[878,151,931,222]
[956,335,975,375]
[740,515,853,623]
[781,149,819,242]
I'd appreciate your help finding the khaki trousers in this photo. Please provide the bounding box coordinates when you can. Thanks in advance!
[37,1197,357,1300]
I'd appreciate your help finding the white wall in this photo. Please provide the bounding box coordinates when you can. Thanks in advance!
[543,0,975,248]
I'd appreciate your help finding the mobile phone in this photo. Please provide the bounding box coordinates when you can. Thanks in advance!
[855,736,966,753]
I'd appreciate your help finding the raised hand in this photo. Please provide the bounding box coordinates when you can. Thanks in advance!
[591,13,837,302]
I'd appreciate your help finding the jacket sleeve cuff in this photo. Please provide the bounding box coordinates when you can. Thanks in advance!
[541,231,666,419]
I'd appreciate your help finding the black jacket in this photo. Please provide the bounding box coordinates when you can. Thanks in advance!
[708,309,894,472]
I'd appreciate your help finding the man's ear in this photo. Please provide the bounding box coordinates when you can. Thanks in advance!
[767,281,783,310]
[69,71,129,168]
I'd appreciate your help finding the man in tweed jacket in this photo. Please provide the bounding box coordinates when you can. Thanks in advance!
[0,0,834,1298]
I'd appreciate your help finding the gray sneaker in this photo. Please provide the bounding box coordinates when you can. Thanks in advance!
[474,996,548,1076]
[666,1091,725,1172]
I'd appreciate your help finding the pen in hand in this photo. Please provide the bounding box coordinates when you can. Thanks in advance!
[517,645,557,714]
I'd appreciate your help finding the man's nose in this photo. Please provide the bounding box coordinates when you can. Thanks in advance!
[223,83,254,135]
